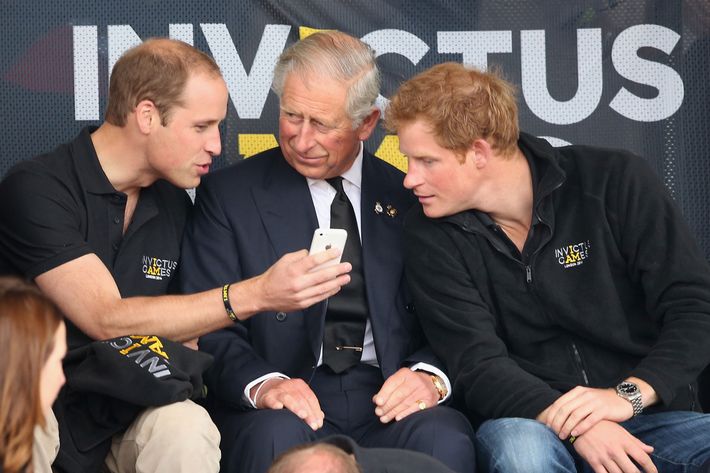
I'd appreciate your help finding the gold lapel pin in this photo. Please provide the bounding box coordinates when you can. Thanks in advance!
[386,205,397,218]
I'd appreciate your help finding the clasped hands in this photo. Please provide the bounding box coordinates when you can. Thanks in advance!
[252,368,439,431]
[537,386,657,473]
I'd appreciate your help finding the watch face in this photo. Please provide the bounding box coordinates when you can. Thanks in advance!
[618,382,639,395]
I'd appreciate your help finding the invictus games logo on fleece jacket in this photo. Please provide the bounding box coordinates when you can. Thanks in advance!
[108,335,173,378]
[554,240,591,269]
[53,335,213,473]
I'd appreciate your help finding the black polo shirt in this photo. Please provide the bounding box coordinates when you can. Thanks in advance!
[0,127,192,349]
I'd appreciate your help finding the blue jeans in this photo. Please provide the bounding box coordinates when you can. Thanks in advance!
[476,411,710,473]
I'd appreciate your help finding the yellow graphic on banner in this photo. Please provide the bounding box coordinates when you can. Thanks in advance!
[375,135,407,172]
[299,26,331,39]
[239,134,278,158]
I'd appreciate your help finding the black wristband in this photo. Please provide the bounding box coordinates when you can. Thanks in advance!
[222,284,237,322]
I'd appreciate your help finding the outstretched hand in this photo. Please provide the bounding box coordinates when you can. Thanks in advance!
[249,248,351,314]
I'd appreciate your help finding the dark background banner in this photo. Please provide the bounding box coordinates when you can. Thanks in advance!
[2,1,708,258]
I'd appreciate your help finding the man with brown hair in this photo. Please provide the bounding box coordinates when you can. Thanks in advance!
[385,62,710,473]
[0,38,351,473]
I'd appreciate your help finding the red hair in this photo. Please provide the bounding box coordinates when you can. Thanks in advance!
[385,62,520,161]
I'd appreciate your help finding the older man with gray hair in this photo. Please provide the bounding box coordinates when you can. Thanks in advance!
[180,31,475,473]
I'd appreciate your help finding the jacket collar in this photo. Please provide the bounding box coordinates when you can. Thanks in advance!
[518,132,566,225]
[442,132,566,234]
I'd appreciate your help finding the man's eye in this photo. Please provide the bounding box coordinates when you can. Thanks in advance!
[314,121,331,132]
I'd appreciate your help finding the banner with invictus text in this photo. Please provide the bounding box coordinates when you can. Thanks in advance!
[1,1,708,257]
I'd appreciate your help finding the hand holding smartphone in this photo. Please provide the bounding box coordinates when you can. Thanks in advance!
[308,228,347,272]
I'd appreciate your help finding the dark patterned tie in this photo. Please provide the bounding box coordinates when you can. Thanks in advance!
[322,176,368,373]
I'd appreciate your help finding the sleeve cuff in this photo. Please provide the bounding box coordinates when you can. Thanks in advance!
[243,372,289,408]
[410,362,452,403]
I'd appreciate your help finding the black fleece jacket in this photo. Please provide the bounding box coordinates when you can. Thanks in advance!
[404,132,710,425]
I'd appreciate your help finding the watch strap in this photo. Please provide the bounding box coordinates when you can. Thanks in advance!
[616,381,643,417]
[627,394,643,417]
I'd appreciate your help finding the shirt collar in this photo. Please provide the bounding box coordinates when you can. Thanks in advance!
[73,126,121,195]
[306,142,363,190]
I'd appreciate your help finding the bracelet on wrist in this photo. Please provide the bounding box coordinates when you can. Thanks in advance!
[222,284,238,322]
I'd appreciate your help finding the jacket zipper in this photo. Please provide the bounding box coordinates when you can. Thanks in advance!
[532,200,592,387]
[571,341,590,386]
[523,255,592,388]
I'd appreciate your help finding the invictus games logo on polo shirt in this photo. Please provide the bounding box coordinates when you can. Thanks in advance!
[142,255,178,280]
[554,240,591,269]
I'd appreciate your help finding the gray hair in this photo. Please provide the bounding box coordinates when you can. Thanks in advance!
[272,30,380,127]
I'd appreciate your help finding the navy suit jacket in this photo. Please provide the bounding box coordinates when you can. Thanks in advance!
[180,147,443,409]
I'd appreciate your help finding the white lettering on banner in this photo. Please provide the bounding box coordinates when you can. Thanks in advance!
[71,24,684,124]
[73,26,99,121]
[201,23,291,119]
[169,23,194,44]
[108,25,198,73]
[361,29,429,112]
[522,29,603,125]
[610,24,683,122]
[72,23,290,121]
[437,31,513,71]
[108,25,142,79]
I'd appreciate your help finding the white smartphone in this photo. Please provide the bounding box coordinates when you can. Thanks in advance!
[308,228,348,271]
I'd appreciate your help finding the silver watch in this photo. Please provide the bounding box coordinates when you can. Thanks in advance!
[615,381,643,417]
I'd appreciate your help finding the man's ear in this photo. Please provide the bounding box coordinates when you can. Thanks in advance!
[356,108,381,141]
[135,100,158,134]
[470,138,493,169]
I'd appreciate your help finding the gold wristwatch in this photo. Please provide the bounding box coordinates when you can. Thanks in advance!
[431,375,448,400]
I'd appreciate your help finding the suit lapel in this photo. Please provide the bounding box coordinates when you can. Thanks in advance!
[360,152,406,361]
[251,153,316,255]
[250,152,325,360]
